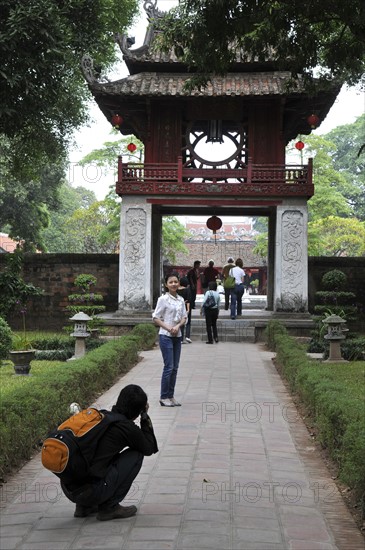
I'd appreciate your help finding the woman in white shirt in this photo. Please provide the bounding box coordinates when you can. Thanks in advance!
[230,258,245,320]
[153,272,187,407]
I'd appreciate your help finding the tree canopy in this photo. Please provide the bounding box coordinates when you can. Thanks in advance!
[156,0,365,89]
[0,0,139,182]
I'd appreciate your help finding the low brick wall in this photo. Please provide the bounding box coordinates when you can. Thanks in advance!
[1,254,119,331]
[1,254,364,330]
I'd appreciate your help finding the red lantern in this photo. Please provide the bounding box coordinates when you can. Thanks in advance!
[206,215,222,243]
[127,142,137,153]
[295,140,305,150]
[111,114,123,129]
[307,113,319,129]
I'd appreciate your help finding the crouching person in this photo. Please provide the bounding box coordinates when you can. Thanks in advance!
[61,384,158,521]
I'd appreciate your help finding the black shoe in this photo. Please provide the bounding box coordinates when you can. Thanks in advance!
[214,338,219,343]
[74,504,98,518]
[206,341,213,344]
[97,504,137,521]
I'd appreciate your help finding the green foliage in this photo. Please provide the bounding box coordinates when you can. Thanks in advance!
[321,269,347,291]
[0,317,12,361]
[162,216,189,264]
[326,114,365,221]
[74,274,97,292]
[264,320,287,351]
[0,324,156,480]
[64,200,120,253]
[41,183,98,252]
[308,217,365,257]
[66,273,106,331]
[269,322,365,497]
[0,0,139,182]
[0,249,43,318]
[155,0,365,89]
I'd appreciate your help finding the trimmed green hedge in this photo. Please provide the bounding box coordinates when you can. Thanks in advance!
[0,324,157,481]
[265,321,365,499]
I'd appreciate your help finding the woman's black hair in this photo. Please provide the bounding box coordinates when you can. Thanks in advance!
[112,384,148,419]
[164,271,180,284]
[208,281,217,290]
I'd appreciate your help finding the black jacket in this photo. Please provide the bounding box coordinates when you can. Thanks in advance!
[88,413,158,478]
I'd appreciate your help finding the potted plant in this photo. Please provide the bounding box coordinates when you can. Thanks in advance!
[0,249,43,374]
[9,302,36,375]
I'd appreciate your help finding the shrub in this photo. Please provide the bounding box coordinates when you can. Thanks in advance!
[0,324,156,480]
[264,320,287,351]
[268,321,365,502]
[321,269,347,291]
[0,316,12,360]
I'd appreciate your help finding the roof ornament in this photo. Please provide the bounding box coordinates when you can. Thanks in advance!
[144,0,158,20]
[80,54,98,84]
[80,54,110,84]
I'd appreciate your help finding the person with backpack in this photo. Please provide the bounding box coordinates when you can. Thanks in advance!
[48,384,158,521]
[201,280,220,344]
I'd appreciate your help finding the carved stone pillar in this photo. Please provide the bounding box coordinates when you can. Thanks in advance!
[274,201,309,312]
[118,197,152,313]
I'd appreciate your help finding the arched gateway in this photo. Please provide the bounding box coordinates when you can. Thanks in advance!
[81,0,340,316]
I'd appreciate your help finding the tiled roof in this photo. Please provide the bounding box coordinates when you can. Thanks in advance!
[91,71,303,97]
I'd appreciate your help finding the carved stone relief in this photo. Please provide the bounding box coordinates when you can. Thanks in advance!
[120,207,150,310]
[278,209,307,312]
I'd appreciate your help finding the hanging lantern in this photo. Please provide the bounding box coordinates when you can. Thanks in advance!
[307,113,320,129]
[127,142,137,153]
[295,140,305,150]
[206,215,222,243]
[111,114,123,129]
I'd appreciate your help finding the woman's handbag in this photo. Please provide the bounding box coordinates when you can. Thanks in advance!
[223,270,235,289]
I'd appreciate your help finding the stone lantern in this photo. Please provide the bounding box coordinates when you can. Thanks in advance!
[69,312,92,359]
[322,314,348,363]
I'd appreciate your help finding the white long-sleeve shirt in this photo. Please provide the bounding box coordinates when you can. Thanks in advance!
[152,293,187,337]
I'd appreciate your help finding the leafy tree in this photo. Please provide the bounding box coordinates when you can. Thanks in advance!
[156,0,365,89]
[326,115,365,220]
[162,216,189,264]
[308,216,365,256]
[0,0,139,183]
[42,183,97,252]
[0,135,64,251]
[305,134,352,221]
[65,200,120,253]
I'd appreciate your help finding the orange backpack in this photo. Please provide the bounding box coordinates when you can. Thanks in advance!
[41,408,123,483]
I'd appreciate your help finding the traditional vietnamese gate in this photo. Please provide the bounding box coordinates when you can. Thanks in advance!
[81,0,340,316]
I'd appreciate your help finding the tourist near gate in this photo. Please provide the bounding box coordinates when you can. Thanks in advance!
[81,0,340,317]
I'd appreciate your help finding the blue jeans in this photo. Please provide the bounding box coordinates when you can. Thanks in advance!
[230,284,244,317]
[159,334,182,399]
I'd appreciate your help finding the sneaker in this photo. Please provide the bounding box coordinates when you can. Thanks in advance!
[185,337,192,343]
[169,397,181,406]
[160,398,174,407]
[97,504,137,521]
[74,504,98,518]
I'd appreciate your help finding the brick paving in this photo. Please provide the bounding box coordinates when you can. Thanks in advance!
[1,341,364,550]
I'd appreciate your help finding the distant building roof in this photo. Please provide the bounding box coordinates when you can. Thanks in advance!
[0,233,18,253]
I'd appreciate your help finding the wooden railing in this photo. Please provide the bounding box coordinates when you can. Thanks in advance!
[116,156,313,197]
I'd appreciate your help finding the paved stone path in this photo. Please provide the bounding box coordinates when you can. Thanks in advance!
[1,342,364,549]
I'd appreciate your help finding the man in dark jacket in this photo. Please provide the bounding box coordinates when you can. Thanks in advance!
[61,384,158,521]
[186,259,201,308]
